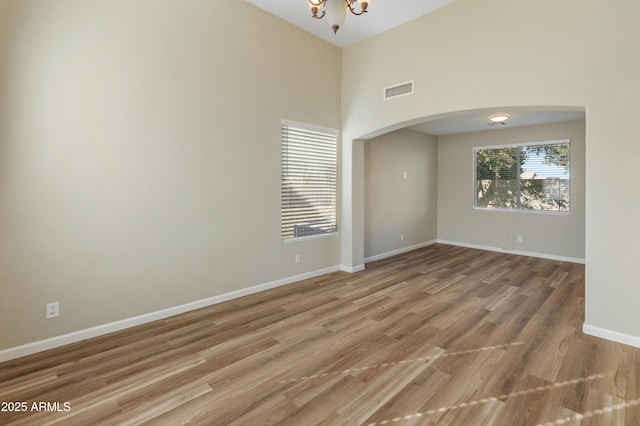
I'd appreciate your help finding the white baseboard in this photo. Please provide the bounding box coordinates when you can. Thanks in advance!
[437,239,585,264]
[0,265,342,363]
[340,264,365,273]
[0,239,587,364]
[583,323,640,348]
[364,240,438,264]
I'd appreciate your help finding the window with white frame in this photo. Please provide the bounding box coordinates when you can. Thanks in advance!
[281,120,338,241]
[474,139,571,212]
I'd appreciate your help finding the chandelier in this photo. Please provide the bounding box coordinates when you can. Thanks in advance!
[308,0,371,34]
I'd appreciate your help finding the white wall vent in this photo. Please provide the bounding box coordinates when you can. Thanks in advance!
[383,80,414,100]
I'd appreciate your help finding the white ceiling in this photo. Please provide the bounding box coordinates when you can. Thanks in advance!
[409,109,586,136]
[245,0,456,48]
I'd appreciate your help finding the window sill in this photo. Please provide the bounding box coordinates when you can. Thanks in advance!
[473,207,571,216]
[282,232,338,244]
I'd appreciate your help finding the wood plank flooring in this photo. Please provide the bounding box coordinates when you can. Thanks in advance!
[2,244,640,425]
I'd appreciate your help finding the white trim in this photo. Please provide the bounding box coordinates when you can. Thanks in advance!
[472,207,571,216]
[473,138,571,151]
[0,265,342,363]
[583,323,640,349]
[281,119,338,136]
[282,232,338,244]
[437,239,585,264]
[340,264,365,273]
[364,240,438,263]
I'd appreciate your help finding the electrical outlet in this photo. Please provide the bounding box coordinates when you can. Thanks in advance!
[46,302,59,319]
[295,254,301,264]
[400,233,405,241]
[516,235,523,244]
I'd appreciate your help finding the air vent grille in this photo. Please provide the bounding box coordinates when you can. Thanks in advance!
[384,81,414,100]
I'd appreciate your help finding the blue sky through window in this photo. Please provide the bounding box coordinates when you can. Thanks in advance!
[521,150,569,179]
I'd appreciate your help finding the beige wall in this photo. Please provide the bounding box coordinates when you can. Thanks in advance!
[364,129,437,259]
[341,0,640,339]
[0,0,342,350]
[2,0,639,354]
[438,120,585,260]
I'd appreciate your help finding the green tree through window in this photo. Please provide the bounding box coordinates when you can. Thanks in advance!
[474,140,570,212]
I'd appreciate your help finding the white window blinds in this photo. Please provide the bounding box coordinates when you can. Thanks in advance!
[281,121,338,241]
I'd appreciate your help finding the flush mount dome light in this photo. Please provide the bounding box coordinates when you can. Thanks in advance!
[488,113,510,123]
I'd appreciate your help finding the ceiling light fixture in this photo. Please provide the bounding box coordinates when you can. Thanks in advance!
[308,0,371,34]
[487,113,510,126]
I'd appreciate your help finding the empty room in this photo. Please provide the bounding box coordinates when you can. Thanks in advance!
[1,0,639,425]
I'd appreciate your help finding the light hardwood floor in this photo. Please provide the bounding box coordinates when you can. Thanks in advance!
[1,244,639,425]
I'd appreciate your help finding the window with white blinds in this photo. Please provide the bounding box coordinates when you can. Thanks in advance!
[281,121,338,241]
[474,139,571,213]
